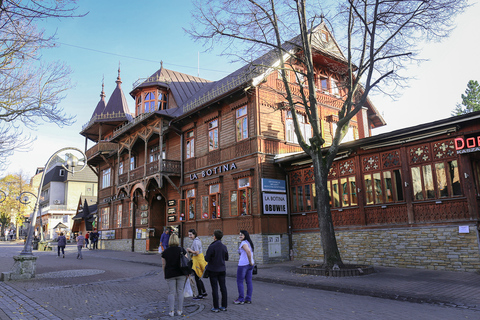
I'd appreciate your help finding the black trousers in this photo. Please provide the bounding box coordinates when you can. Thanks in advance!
[194,272,206,295]
[208,271,227,309]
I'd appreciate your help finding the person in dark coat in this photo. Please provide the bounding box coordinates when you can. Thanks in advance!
[57,232,67,258]
[204,229,229,312]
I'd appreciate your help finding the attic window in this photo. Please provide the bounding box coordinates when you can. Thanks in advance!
[59,169,65,176]
[321,31,328,42]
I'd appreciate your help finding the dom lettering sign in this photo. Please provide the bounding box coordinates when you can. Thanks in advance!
[455,136,480,154]
[262,192,287,215]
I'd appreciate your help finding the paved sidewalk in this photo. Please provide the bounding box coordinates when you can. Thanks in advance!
[1,242,479,319]
[79,248,480,311]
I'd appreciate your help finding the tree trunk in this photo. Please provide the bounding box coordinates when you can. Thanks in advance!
[312,153,343,268]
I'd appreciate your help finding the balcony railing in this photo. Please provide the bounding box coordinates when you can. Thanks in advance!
[85,142,118,160]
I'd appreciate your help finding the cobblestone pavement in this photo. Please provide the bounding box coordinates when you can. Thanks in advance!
[0,241,479,320]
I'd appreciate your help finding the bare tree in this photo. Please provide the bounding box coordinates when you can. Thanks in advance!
[188,0,467,267]
[0,0,84,170]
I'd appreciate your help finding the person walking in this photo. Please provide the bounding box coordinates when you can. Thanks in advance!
[57,232,67,258]
[204,229,229,312]
[161,233,188,317]
[186,229,208,300]
[160,227,171,252]
[234,230,255,305]
[76,232,85,259]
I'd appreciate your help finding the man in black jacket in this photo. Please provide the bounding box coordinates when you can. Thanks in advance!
[204,229,229,312]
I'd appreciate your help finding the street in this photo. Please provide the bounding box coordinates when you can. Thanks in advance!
[0,242,478,320]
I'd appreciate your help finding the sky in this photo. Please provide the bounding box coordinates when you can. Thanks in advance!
[3,0,480,178]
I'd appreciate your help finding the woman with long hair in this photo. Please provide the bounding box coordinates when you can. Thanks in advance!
[233,230,254,304]
[161,233,188,317]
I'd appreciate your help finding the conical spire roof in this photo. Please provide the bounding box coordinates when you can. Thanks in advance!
[91,78,107,117]
[103,66,131,117]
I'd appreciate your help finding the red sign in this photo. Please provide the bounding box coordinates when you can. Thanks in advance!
[455,136,480,154]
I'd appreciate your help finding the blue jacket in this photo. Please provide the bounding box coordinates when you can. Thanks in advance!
[57,235,66,247]
[205,240,229,272]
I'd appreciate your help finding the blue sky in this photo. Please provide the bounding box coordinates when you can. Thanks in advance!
[4,0,480,177]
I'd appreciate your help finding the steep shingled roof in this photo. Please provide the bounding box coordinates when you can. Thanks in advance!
[103,68,133,121]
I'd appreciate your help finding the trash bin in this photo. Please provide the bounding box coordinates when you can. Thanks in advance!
[32,239,39,250]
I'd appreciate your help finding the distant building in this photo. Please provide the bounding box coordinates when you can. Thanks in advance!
[36,162,97,240]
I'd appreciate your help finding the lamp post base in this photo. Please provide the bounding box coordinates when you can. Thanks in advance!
[1,255,37,281]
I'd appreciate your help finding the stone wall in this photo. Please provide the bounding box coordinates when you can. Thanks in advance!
[293,224,480,272]
[98,239,147,252]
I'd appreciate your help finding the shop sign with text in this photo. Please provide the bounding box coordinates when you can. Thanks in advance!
[455,135,480,154]
[262,192,287,214]
[189,162,237,180]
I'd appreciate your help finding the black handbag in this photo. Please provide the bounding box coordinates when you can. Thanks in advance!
[252,264,258,275]
[179,251,190,275]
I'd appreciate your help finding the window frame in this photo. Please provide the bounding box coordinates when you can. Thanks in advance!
[185,130,195,159]
[364,169,404,205]
[236,106,248,141]
[101,168,111,189]
[208,119,219,151]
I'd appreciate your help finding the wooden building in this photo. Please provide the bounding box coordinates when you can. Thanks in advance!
[80,23,480,271]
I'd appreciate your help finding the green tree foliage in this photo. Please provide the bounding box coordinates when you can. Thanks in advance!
[0,172,33,238]
[452,80,480,116]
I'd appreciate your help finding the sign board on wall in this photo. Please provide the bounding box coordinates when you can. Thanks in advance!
[261,178,286,193]
[262,192,287,214]
[168,200,176,206]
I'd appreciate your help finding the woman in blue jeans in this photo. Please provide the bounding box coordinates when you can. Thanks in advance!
[234,230,254,304]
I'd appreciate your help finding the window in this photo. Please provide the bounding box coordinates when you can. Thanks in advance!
[286,111,312,144]
[326,177,357,208]
[331,78,340,96]
[230,178,252,216]
[209,119,219,151]
[102,168,111,188]
[158,91,168,110]
[130,156,136,170]
[136,95,142,115]
[186,130,194,159]
[321,30,329,42]
[119,161,123,175]
[59,169,65,177]
[116,204,122,228]
[180,189,196,221]
[332,123,355,143]
[100,207,110,229]
[149,146,160,162]
[144,92,155,113]
[319,76,328,92]
[364,169,403,205]
[236,106,248,141]
[411,160,461,200]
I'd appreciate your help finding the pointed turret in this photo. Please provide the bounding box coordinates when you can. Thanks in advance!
[91,78,106,117]
[103,66,131,116]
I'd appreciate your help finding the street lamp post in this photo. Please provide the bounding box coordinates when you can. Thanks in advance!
[17,191,42,241]
[1,147,87,281]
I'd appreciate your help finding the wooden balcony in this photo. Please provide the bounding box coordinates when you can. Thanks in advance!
[85,142,118,165]
[117,160,181,187]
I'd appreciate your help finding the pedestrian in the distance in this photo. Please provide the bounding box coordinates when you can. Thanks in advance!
[90,229,99,250]
[186,229,208,300]
[85,231,90,249]
[160,227,171,252]
[204,229,229,312]
[161,233,188,317]
[76,231,85,259]
[57,232,67,258]
[234,230,254,305]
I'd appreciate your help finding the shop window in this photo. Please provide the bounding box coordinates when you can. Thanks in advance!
[230,177,251,216]
[291,183,317,213]
[102,168,111,189]
[412,160,461,200]
[286,110,312,144]
[100,207,110,229]
[364,169,403,205]
[144,92,155,113]
[158,91,168,110]
[209,119,219,151]
[116,204,122,228]
[236,106,248,141]
[180,189,196,221]
[473,161,480,197]
[186,130,195,159]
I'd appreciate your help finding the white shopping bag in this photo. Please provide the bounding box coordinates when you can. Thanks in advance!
[184,278,193,298]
